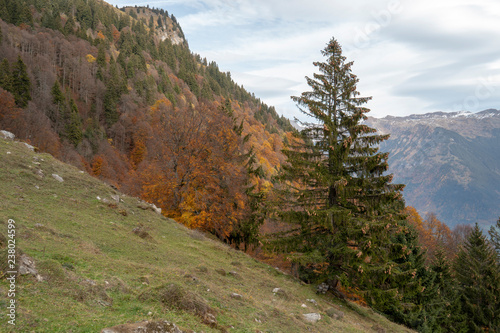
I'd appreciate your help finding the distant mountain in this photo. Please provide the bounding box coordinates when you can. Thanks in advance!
[366,109,500,229]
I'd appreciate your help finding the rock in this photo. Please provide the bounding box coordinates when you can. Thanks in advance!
[306,299,318,306]
[133,226,151,239]
[301,304,307,308]
[19,254,38,276]
[110,194,120,203]
[52,174,64,182]
[316,282,329,294]
[272,287,288,299]
[34,169,44,178]
[325,307,344,320]
[228,271,241,279]
[203,313,217,327]
[0,130,15,139]
[23,142,36,151]
[230,293,243,300]
[303,313,321,323]
[101,320,183,333]
[151,203,162,215]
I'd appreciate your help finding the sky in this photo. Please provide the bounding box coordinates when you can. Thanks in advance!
[106,0,500,120]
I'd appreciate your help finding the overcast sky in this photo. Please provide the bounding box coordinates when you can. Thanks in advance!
[107,0,500,120]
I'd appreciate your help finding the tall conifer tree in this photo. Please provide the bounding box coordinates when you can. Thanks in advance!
[10,55,31,107]
[454,224,500,332]
[488,217,500,261]
[271,37,406,303]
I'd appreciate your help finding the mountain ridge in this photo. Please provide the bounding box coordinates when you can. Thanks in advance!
[366,109,500,228]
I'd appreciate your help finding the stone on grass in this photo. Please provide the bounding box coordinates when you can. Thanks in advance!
[23,142,36,151]
[326,307,344,320]
[101,320,183,333]
[0,130,15,140]
[230,293,243,300]
[303,313,321,323]
[272,287,288,299]
[110,194,120,203]
[306,299,318,306]
[52,174,64,182]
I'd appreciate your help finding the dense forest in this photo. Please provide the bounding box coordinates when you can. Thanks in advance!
[0,0,499,331]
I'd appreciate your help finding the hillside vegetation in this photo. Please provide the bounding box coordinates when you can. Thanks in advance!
[0,135,414,332]
[1,0,499,331]
[0,0,292,246]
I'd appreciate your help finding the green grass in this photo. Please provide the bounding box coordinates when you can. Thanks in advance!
[0,137,415,332]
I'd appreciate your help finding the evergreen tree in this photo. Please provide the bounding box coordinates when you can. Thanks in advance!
[50,80,64,123]
[385,223,439,331]
[270,37,406,304]
[63,15,76,35]
[488,217,500,261]
[10,55,31,107]
[65,98,82,147]
[454,223,500,332]
[430,249,467,332]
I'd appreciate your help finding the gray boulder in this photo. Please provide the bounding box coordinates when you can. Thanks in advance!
[0,130,15,140]
[303,313,321,323]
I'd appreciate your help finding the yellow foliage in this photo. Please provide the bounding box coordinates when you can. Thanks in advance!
[86,54,96,63]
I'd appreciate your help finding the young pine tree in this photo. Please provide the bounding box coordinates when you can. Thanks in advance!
[271,37,406,303]
[430,249,467,332]
[10,55,31,108]
[454,223,500,332]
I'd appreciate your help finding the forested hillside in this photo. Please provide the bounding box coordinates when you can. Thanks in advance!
[0,0,293,245]
[1,1,500,332]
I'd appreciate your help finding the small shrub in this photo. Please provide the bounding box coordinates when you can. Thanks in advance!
[140,283,214,319]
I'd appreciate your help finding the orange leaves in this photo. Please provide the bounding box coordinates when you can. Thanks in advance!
[405,207,454,261]
[91,155,105,176]
[130,139,146,169]
[150,97,172,113]
[0,89,21,132]
[96,31,105,40]
[111,25,120,43]
[133,100,252,240]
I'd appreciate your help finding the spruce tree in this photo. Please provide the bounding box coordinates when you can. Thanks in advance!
[430,249,467,332]
[65,98,82,147]
[454,223,500,332]
[488,217,500,261]
[271,37,406,303]
[10,55,31,107]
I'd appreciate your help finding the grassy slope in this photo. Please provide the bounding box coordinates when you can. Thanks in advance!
[0,137,414,333]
